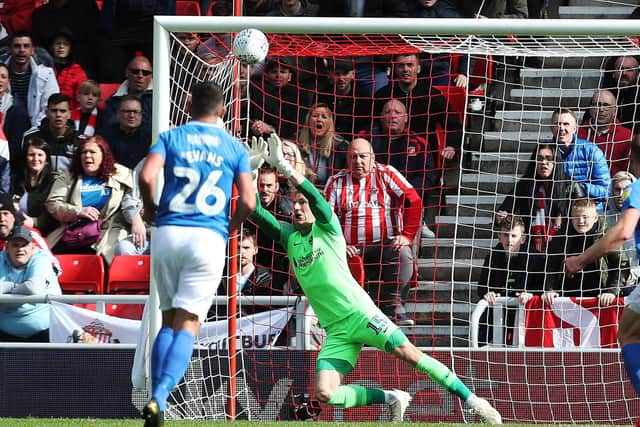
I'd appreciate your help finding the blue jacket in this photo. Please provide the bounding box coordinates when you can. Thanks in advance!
[0,249,61,338]
[558,135,611,211]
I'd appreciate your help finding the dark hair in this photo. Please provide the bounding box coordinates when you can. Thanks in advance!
[9,31,32,46]
[190,81,224,118]
[47,93,71,108]
[119,94,142,106]
[23,135,51,160]
[70,136,117,182]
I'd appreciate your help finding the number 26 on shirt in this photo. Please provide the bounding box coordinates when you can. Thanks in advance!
[169,166,226,216]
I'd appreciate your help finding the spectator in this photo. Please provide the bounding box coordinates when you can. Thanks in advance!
[552,108,611,212]
[22,93,81,175]
[45,135,140,264]
[30,0,100,75]
[250,56,312,140]
[175,32,201,53]
[0,226,61,343]
[0,1,35,37]
[13,135,57,236]
[97,0,174,83]
[461,0,527,18]
[544,198,628,305]
[476,215,544,345]
[279,137,312,194]
[113,158,149,257]
[606,171,638,296]
[601,55,640,134]
[409,0,471,87]
[578,89,632,176]
[102,55,153,135]
[495,143,570,253]
[325,137,422,325]
[71,80,103,137]
[235,229,274,315]
[249,167,292,291]
[4,31,59,127]
[0,62,30,191]
[373,53,464,163]
[100,95,151,169]
[0,126,9,194]
[48,28,88,111]
[267,0,319,16]
[316,58,369,139]
[298,103,350,186]
[369,98,436,237]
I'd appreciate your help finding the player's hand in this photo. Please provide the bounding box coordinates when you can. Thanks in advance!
[483,291,499,305]
[599,292,616,307]
[391,234,411,251]
[244,136,268,171]
[542,291,558,306]
[517,292,533,305]
[564,256,583,278]
[265,133,295,177]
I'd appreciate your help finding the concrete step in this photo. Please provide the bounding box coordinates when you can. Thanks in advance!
[421,237,494,259]
[509,87,596,108]
[568,0,637,6]
[559,6,636,19]
[478,135,541,152]
[435,221,492,239]
[470,151,533,174]
[519,68,603,89]
[418,257,484,282]
[460,172,519,194]
[494,109,586,132]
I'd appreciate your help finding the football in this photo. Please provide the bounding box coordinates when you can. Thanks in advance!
[232,28,269,65]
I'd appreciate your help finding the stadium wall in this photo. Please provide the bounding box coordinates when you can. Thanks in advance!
[1,348,638,422]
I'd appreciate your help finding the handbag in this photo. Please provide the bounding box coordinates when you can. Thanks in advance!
[61,220,104,248]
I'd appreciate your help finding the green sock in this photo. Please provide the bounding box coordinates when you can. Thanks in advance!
[328,384,386,408]
[416,355,472,400]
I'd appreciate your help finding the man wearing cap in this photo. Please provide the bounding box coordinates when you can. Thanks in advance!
[317,58,370,139]
[0,225,61,342]
[0,193,59,272]
[250,56,311,140]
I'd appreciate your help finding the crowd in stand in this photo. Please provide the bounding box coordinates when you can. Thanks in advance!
[0,0,638,345]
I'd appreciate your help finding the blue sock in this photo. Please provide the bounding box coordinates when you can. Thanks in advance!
[152,329,195,411]
[622,343,640,394]
[151,327,174,389]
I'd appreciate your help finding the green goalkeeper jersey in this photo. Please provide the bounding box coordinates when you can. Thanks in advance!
[250,179,378,328]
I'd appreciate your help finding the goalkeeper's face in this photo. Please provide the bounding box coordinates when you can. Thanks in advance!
[293,193,315,232]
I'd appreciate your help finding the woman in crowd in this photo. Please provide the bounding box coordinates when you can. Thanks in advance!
[495,143,572,252]
[14,136,57,236]
[45,135,142,263]
[298,103,350,186]
[49,29,88,110]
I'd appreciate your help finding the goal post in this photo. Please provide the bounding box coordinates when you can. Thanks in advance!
[147,15,640,423]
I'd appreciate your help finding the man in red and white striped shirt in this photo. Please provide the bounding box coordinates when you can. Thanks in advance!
[324,138,422,325]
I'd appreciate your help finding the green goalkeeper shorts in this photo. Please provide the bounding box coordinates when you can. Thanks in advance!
[316,307,408,374]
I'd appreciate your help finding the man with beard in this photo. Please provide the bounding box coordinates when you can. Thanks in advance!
[600,55,640,134]
[22,93,80,175]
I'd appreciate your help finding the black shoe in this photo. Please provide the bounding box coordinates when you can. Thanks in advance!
[143,398,164,427]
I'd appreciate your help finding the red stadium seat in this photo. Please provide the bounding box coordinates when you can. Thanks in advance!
[96,0,102,10]
[176,0,201,16]
[57,254,105,310]
[98,83,120,111]
[105,255,150,320]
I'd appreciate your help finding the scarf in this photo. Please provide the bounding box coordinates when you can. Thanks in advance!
[531,182,555,252]
[72,107,98,136]
[0,92,13,128]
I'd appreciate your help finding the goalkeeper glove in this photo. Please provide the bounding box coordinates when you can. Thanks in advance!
[264,133,296,178]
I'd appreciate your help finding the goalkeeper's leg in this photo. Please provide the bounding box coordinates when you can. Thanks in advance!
[392,339,502,425]
[619,295,640,395]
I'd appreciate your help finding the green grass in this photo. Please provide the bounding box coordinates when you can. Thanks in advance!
[0,421,600,427]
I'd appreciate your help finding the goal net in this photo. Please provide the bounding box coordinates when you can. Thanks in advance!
[147,16,640,423]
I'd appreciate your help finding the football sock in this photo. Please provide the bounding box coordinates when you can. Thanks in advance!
[151,327,174,388]
[328,384,386,408]
[622,343,640,394]
[152,329,196,411]
[416,355,472,400]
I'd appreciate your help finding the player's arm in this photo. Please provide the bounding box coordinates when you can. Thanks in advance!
[139,152,164,224]
[229,172,256,231]
[565,206,640,276]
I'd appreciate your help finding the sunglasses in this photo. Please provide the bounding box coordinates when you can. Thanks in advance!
[128,68,152,76]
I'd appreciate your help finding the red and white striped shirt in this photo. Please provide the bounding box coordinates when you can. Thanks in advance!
[324,162,422,245]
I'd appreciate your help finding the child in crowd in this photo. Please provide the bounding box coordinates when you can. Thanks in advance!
[545,198,628,306]
[71,80,102,137]
[477,215,545,345]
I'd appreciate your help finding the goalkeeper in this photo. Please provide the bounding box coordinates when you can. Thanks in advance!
[248,133,502,424]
